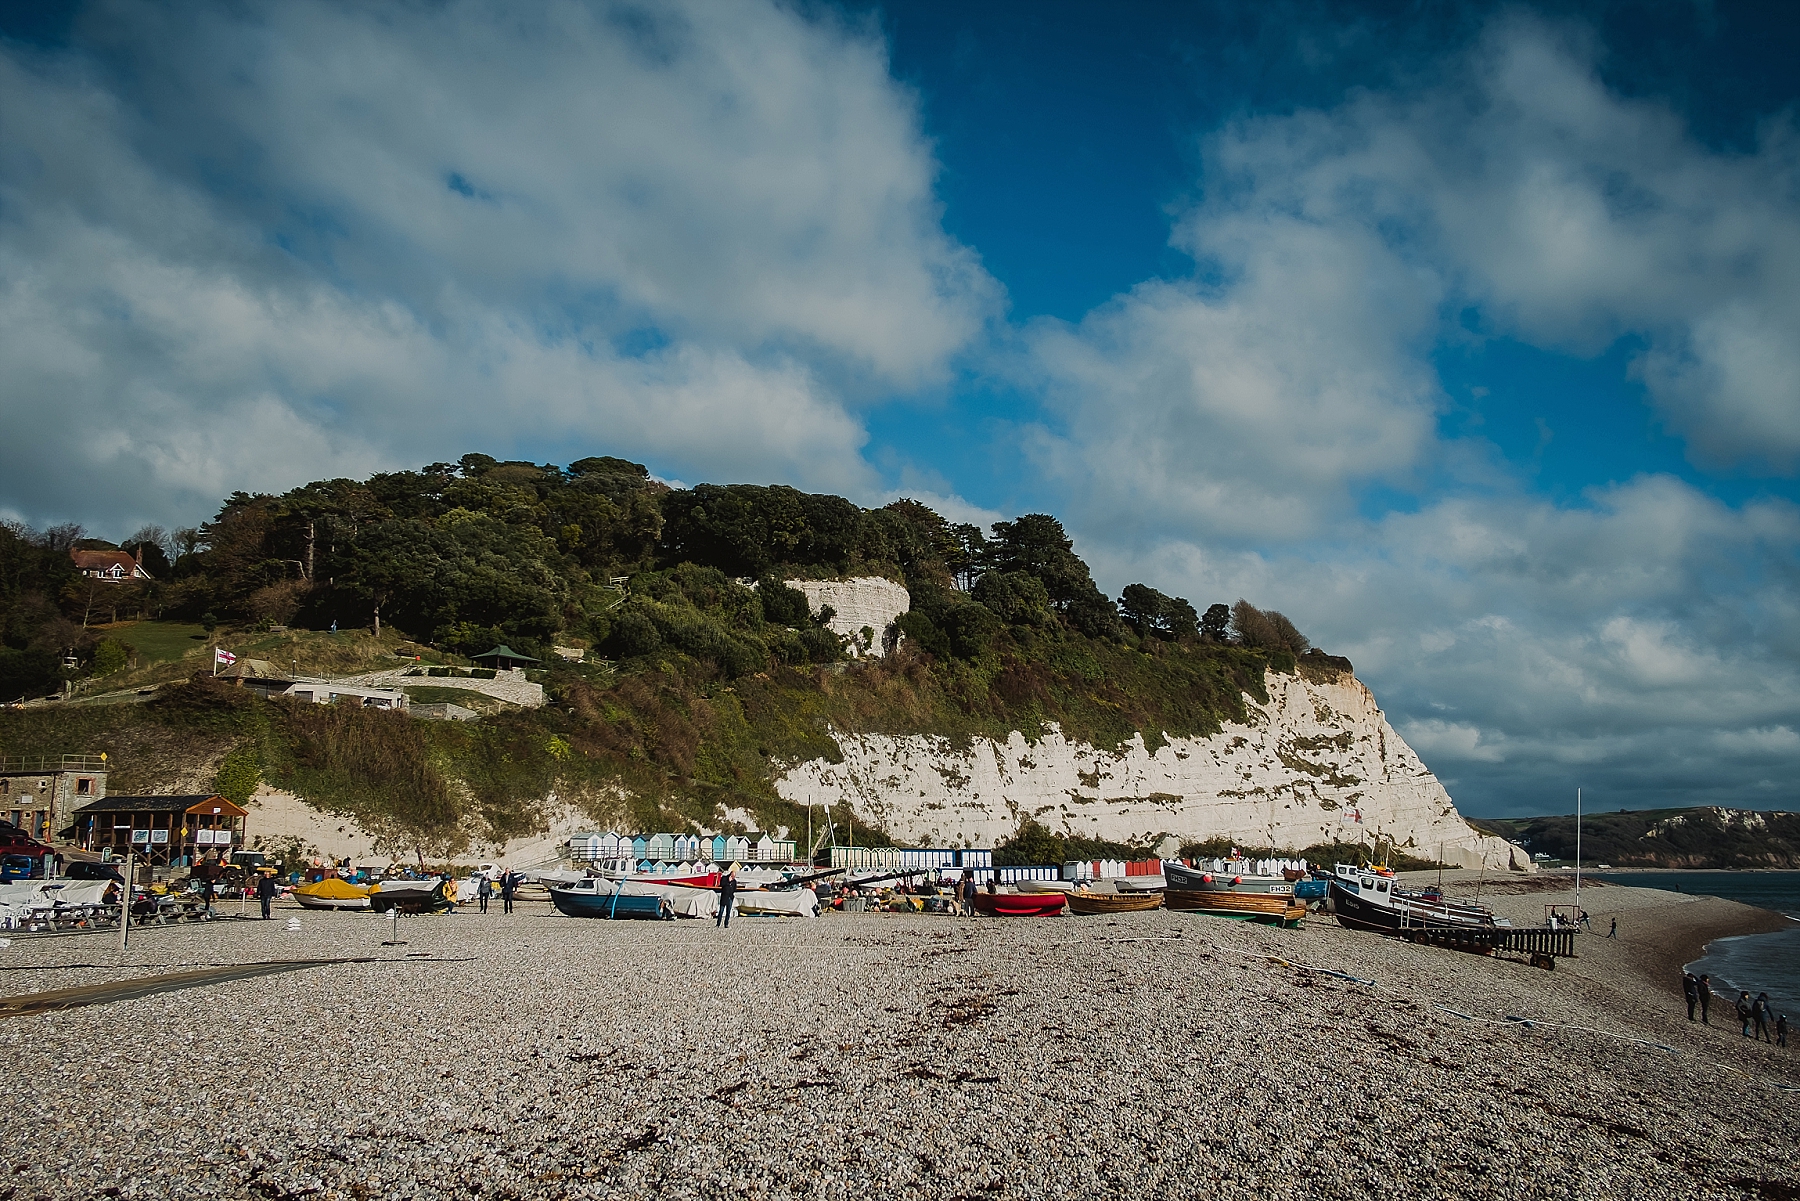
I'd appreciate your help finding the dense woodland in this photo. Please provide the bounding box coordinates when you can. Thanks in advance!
[1,453,1314,700]
[1,454,1336,859]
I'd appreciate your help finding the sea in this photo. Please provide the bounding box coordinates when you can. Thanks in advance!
[1592,871,1800,1023]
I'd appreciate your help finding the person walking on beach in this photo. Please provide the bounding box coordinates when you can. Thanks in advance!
[1683,972,1700,1022]
[1737,991,1754,1038]
[1699,975,1713,1024]
[500,869,516,915]
[1607,917,1617,939]
[256,869,277,920]
[1777,1013,1788,1049]
[477,874,492,914]
[716,865,737,929]
[1753,993,1773,1043]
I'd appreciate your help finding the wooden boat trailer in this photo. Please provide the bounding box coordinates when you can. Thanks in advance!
[1398,924,1577,968]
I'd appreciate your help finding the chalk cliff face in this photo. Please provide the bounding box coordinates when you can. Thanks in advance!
[776,667,1528,871]
[787,577,911,656]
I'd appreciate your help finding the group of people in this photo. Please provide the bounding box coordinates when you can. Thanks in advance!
[473,869,520,914]
[1683,971,1788,1047]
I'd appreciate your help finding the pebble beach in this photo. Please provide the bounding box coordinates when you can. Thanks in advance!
[1,879,1796,1201]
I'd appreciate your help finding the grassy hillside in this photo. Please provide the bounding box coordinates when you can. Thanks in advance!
[1472,808,1800,869]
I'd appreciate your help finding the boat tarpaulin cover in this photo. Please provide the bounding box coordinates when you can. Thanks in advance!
[295,878,369,900]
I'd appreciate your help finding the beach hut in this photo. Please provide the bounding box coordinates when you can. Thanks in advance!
[710,835,728,861]
[630,836,648,860]
[599,832,623,858]
[647,833,675,861]
[753,834,776,862]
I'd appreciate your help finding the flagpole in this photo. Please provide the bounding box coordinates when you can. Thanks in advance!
[213,645,218,677]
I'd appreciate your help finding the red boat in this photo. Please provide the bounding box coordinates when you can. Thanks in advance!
[972,891,1067,917]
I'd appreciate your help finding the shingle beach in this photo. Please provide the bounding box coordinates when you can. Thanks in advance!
[2,879,1795,1201]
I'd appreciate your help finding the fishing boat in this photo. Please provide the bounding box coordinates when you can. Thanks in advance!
[1164,861,1295,896]
[1115,876,1165,892]
[367,878,450,914]
[971,891,1067,917]
[549,878,673,920]
[291,878,371,911]
[1066,891,1162,915]
[1165,889,1305,927]
[1327,864,1507,937]
[1016,879,1075,894]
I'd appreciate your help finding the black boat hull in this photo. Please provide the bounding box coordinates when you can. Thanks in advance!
[1328,881,1499,935]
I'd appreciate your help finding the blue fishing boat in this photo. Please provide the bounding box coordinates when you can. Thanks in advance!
[549,878,673,920]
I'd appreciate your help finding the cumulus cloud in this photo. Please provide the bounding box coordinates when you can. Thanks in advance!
[0,0,999,532]
[1027,13,1800,549]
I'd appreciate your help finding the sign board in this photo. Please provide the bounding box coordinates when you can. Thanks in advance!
[195,829,218,845]
[131,829,150,845]
[150,829,168,844]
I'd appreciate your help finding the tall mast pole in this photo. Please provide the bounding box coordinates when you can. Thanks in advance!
[1574,786,1582,919]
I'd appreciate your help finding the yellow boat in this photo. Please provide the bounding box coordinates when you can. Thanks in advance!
[292,877,371,910]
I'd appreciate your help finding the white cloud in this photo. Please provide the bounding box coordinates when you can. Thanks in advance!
[0,0,999,533]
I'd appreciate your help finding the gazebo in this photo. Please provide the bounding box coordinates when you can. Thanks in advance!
[471,645,539,671]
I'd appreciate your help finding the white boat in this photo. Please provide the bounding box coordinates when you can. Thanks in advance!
[1016,879,1076,894]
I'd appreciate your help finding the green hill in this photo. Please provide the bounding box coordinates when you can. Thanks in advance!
[0,453,1334,860]
[1472,808,1800,869]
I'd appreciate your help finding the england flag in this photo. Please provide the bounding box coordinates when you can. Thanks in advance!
[215,648,237,666]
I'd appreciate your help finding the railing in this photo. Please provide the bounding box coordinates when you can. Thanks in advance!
[0,754,108,773]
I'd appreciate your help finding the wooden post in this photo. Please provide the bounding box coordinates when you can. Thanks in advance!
[118,850,134,951]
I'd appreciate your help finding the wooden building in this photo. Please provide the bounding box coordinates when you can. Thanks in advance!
[72,794,248,867]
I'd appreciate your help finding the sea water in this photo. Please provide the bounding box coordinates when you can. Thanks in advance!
[1594,871,1800,1027]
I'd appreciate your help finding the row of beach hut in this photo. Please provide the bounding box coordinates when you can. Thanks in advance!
[565,831,800,864]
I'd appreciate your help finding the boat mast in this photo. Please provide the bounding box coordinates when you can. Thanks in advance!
[1574,786,1582,919]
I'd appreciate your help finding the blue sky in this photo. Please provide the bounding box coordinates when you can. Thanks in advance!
[2,0,1797,817]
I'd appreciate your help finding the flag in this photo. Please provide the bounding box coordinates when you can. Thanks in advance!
[215,648,237,666]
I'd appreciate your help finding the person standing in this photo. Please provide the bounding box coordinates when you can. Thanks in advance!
[1698,975,1713,1025]
[1737,991,1754,1038]
[716,865,737,929]
[1682,972,1700,1022]
[1754,993,1773,1043]
[477,874,492,914]
[256,869,277,920]
[961,871,978,917]
[1776,1012,1788,1049]
[500,869,516,915]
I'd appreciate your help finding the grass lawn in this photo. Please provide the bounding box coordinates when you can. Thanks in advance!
[402,685,515,714]
[92,621,210,664]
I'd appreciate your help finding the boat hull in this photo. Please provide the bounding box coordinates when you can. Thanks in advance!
[292,892,370,911]
[971,892,1066,917]
[1066,892,1162,915]
[368,881,450,914]
[550,887,672,920]
[1166,890,1304,926]
[1163,862,1294,895]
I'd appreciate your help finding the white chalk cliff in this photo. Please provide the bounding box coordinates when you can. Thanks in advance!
[787,577,911,656]
[776,665,1528,871]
